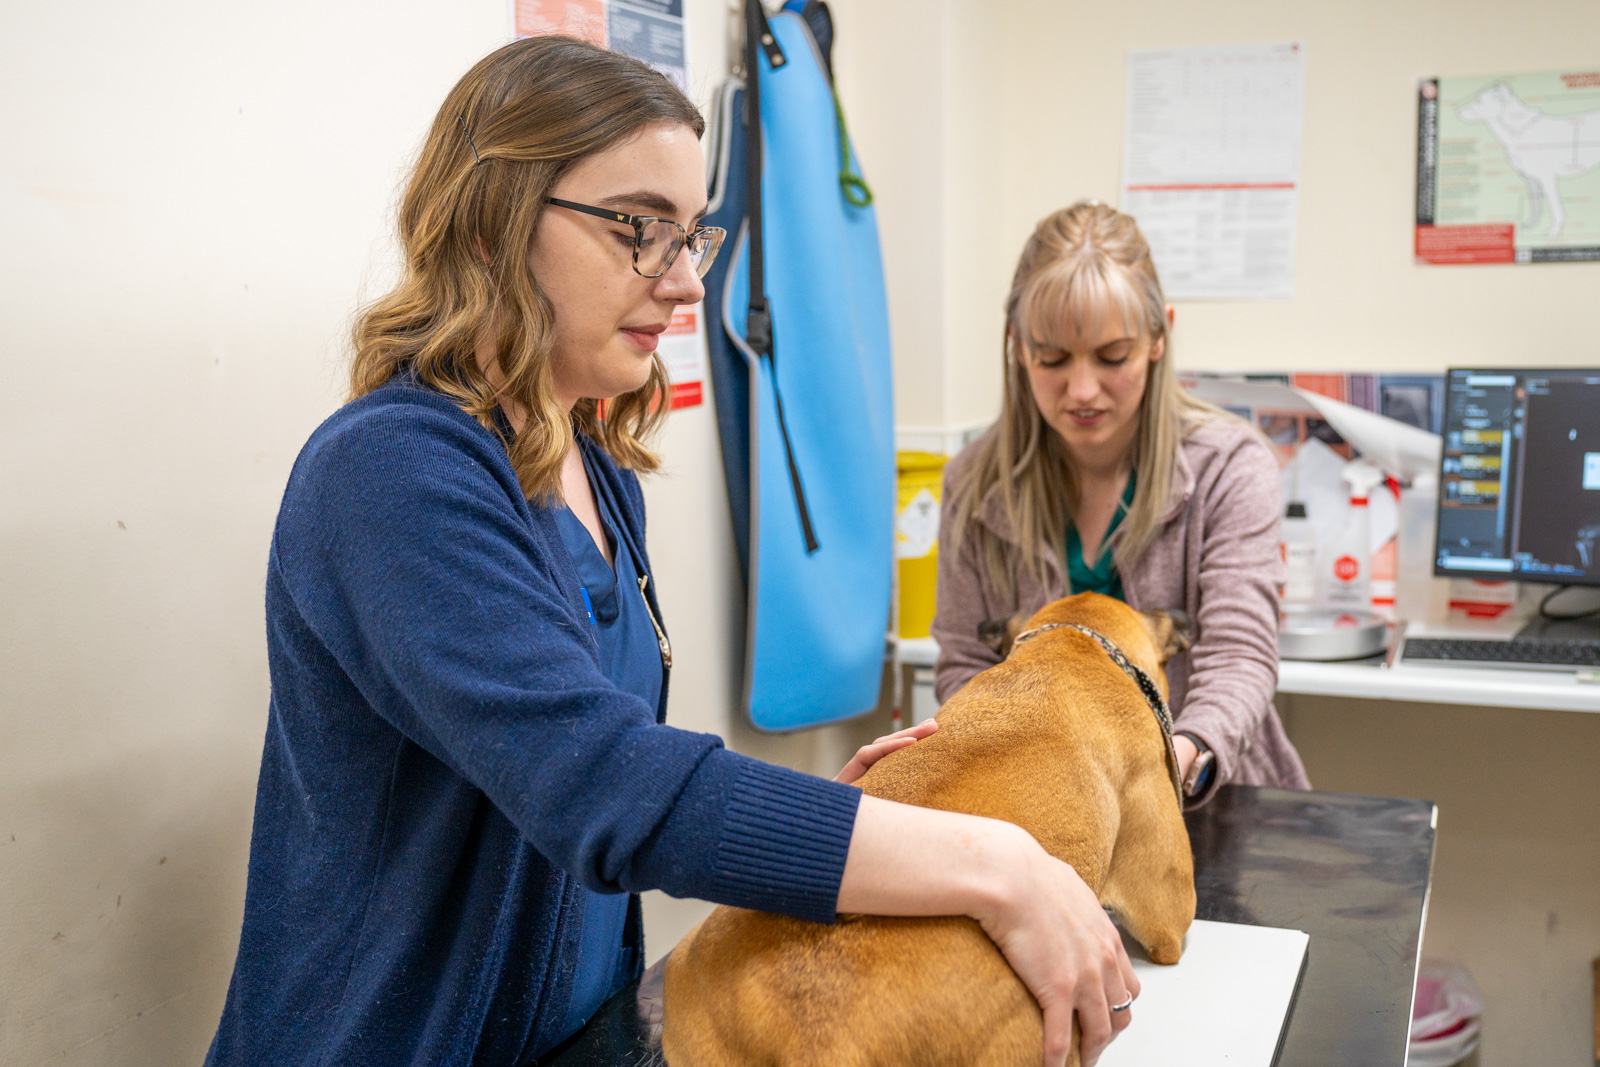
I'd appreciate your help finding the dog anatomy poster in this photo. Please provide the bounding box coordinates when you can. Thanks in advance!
[1416,68,1600,264]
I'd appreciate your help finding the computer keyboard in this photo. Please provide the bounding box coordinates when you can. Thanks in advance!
[1401,637,1600,669]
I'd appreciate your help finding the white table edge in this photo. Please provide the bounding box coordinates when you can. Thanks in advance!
[1275,658,1600,713]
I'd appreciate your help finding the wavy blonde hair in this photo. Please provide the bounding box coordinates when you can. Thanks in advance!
[950,201,1225,596]
[349,36,704,500]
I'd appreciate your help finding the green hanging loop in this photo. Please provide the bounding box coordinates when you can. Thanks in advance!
[832,87,873,207]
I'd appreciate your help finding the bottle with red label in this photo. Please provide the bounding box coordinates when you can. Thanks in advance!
[1324,488,1371,610]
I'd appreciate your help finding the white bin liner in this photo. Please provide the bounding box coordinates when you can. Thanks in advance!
[1409,960,1483,1066]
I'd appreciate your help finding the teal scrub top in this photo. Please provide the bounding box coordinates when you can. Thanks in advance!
[1066,472,1136,601]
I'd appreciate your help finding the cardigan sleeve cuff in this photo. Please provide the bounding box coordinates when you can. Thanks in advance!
[705,759,862,925]
[1168,713,1222,807]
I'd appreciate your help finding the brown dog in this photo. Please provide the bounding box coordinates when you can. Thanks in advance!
[663,593,1197,1067]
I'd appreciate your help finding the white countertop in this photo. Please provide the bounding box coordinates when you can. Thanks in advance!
[895,635,940,668]
[892,634,1600,714]
[1275,657,1600,713]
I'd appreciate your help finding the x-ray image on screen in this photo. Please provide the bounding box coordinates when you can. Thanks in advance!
[1436,369,1600,588]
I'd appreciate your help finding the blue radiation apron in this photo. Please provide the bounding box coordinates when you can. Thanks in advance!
[702,3,895,731]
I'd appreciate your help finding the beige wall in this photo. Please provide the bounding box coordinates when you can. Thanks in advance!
[835,0,1600,435]
[991,0,1600,376]
[1,5,501,1062]
[832,0,1011,437]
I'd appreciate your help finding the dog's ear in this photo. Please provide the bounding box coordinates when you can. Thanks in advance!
[978,612,1030,658]
[977,618,1010,656]
[1137,608,1196,664]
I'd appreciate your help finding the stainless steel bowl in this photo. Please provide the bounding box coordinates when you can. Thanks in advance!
[1278,608,1389,661]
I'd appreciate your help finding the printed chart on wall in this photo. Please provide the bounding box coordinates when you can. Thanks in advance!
[513,0,686,90]
[1416,68,1600,264]
[1121,41,1306,300]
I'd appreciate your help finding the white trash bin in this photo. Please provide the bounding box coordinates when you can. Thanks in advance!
[1409,960,1483,1066]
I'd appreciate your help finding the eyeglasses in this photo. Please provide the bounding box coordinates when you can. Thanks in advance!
[544,198,726,279]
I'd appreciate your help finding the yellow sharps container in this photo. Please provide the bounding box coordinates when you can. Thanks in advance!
[895,451,948,638]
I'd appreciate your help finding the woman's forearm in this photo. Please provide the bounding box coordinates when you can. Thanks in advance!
[835,794,1138,1067]
[836,794,1026,921]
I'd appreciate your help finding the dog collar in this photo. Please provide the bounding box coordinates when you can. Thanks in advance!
[1009,622,1184,807]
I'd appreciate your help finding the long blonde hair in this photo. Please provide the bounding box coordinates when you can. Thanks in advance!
[349,36,704,500]
[950,201,1223,596]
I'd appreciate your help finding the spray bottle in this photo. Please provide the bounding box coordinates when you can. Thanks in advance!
[1324,460,1384,611]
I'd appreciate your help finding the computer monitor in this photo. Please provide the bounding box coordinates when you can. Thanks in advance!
[1435,368,1600,591]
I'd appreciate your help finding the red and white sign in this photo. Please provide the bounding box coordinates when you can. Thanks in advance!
[657,304,705,410]
[1414,224,1515,265]
[1332,555,1360,582]
[513,0,607,47]
[1448,579,1518,618]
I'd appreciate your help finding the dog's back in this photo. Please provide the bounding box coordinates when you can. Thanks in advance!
[664,595,1195,1067]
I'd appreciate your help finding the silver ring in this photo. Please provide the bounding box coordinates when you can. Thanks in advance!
[1109,993,1134,1013]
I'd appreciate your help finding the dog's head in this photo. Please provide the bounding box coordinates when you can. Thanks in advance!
[1137,607,1195,664]
[980,596,1195,665]
[977,614,1029,658]
[1459,82,1513,124]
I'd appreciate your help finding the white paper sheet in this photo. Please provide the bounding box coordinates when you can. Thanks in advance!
[1121,42,1306,300]
[1098,919,1309,1066]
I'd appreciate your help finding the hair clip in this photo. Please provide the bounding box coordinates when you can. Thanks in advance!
[458,114,482,165]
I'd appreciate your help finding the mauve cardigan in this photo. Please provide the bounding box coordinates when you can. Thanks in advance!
[931,417,1310,805]
[205,377,861,1067]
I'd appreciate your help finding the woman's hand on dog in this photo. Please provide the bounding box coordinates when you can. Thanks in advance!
[838,798,1136,1067]
[833,720,939,785]
[1172,733,1199,781]
[976,837,1140,1067]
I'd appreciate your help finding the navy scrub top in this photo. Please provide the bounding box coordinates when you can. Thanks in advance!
[550,454,664,1042]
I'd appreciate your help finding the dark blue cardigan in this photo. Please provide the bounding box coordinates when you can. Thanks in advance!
[205,377,861,1067]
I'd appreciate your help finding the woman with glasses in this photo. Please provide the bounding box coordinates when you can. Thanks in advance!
[205,38,1137,1067]
[935,202,1310,809]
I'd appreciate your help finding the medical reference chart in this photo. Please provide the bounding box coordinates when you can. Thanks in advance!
[1121,42,1306,300]
[1416,67,1600,264]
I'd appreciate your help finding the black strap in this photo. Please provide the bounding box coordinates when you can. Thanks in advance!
[743,0,820,554]
[1010,621,1184,805]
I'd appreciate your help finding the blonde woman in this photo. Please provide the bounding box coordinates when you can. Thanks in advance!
[935,202,1310,806]
[207,40,1138,1067]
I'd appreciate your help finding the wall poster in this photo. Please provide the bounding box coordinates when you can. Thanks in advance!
[1416,68,1600,264]
[513,0,686,90]
[1121,41,1306,300]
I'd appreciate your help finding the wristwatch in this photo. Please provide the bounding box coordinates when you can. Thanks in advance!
[1176,731,1216,799]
